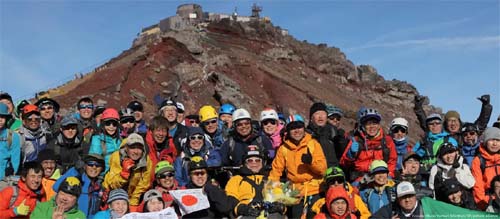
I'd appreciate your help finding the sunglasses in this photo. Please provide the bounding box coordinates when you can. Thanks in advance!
[246,158,262,163]
[86,161,102,168]
[236,121,251,127]
[27,116,41,121]
[462,131,477,137]
[189,119,200,124]
[78,104,94,110]
[190,134,204,140]
[191,170,207,176]
[203,119,217,126]
[392,127,407,134]
[62,125,78,131]
[121,118,135,124]
[328,115,341,121]
[40,106,53,111]
[327,178,344,185]
[104,120,118,127]
[262,120,277,126]
[158,172,175,179]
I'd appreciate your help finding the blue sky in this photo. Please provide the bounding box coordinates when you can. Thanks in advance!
[1,0,499,125]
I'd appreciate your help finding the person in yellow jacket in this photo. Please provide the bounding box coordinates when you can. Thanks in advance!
[103,133,153,211]
[269,114,327,218]
[225,145,286,218]
[312,166,371,219]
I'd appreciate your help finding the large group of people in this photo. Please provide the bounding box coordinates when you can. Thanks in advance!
[0,91,499,219]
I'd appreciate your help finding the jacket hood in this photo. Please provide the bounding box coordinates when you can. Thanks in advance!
[479,144,500,160]
[326,186,350,218]
[427,131,450,142]
[283,132,313,151]
[18,179,46,198]
[119,146,148,169]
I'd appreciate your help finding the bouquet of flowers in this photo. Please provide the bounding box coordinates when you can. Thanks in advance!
[262,180,301,206]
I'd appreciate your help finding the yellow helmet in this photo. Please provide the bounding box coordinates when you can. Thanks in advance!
[199,105,218,122]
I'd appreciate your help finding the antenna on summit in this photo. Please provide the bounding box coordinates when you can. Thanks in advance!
[251,3,262,18]
[232,6,238,20]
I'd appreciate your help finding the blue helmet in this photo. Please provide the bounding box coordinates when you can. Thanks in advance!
[286,114,305,123]
[0,103,10,116]
[219,103,236,115]
[359,108,381,125]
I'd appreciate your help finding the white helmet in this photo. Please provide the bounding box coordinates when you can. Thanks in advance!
[391,117,409,131]
[260,108,279,122]
[232,108,251,122]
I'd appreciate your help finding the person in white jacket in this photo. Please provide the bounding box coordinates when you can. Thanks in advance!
[429,142,475,200]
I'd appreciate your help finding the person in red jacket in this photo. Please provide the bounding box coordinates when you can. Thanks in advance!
[340,108,397,185]
[0,161,46,219]
[314,186,358,219]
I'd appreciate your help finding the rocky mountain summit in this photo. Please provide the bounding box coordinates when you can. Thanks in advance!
[44,4,441,141]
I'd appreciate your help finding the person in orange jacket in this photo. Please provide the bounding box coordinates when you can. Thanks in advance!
[269,114,327,219]
[312,167,371,219]
[0,161,46,219]
[471,127,500,210]
[314,186,358,219]
[37,149,60,200]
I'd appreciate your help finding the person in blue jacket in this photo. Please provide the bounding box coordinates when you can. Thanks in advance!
[460,122,481,166]
[0,102,21,180]
[92,188,129,219]
[127,100,148,135]
[412,113,458,172]
[88,108,122,173]
[53,154,105,218]
[174,127,221,186]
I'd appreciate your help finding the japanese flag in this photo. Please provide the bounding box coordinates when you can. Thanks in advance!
[170,189,210,215]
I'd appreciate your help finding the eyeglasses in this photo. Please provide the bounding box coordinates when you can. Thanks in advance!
[62,125,78,131]
[104,120,118,127]
[236,121,251,127]
[262,120,277,126]
[158,172,175,179]
[246,158,262,163]
[462,131,477,137]
[190,134,204,140]
[428,122,441,126]
[191,170,207,176]
[203,119,217,126]
[392,127,407,134]
[40,106,53,111]
[78,104,94,110]
[86,161,103,168]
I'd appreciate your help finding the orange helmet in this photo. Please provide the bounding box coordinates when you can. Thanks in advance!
[101,108,119,121]
[22,104,40,118]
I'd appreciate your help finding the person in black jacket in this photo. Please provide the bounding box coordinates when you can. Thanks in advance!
[307,102,344,167]
[47,115,84,173]
[371,181,424,219]
[437,178,477,210]
[184,156,235,218]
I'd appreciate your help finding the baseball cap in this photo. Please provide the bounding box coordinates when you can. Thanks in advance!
[396,181,416,198]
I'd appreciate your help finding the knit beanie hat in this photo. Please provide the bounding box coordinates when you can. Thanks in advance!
[445,110,461,121]
[309,102,327,118]
[483,127,500,143]
[107,189,129,204]
[37,149,57,162]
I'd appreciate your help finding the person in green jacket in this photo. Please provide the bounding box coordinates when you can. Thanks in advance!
[31,176,85,219]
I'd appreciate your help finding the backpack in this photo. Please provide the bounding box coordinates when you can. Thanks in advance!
[239,175,267,201]
[353,135,390,162]
[228,135,264,162]
[0,175,20,208]
[477,153,500,175]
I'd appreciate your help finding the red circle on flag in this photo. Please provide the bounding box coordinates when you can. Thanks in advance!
[182,195,198,206]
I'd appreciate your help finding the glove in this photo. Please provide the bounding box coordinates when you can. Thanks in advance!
[237,204,261,217]
[414,95,425,106]
[14,199,30,216]
[120,158,135,179]
[477,94,490,105]
[347,139,360,159]
[301,148,313,164]
[268,202,285,214]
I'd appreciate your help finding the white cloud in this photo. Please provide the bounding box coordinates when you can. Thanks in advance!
[346,35,500,52]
